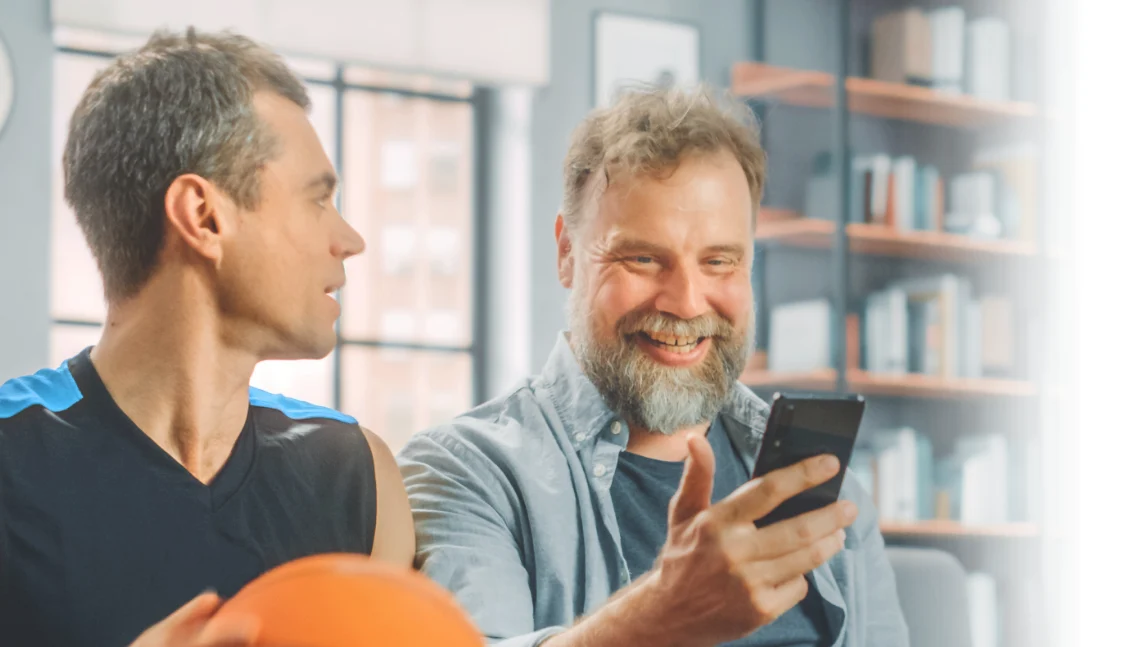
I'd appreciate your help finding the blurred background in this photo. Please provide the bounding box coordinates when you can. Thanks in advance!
[1,0,1114,645]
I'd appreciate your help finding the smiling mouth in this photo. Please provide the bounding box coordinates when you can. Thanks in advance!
[638,331,707,353]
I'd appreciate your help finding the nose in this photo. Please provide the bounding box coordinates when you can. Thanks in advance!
[653,263,709,321]
[334,214,367,260]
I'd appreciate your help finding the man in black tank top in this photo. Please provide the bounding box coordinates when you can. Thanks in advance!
[0,29,413,647]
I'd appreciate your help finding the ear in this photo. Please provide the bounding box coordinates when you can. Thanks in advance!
[556,213,575,289]
[164,174,230,265]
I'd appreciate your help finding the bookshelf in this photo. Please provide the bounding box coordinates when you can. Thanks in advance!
[740,369,1037,399]
[756,214,1038,262]
[742,2,1048,645]
[880,521,1040,539]
[732,62,1038,128]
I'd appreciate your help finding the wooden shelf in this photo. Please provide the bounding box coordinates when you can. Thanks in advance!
[880,521,1040,539]
[732,62,1038,128]
[740,369,1038,399]
[756,216,1038,262]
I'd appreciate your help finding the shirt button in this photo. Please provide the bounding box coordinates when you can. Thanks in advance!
[611,421,622,435]
[574,432,587,442]
[593,464,607,478]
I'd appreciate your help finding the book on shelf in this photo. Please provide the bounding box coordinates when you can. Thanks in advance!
[868,5,1012,104]
[767,299,832,373]
[966,17,1012,102]
[929,6,966,93]
[973,143,1038,243]
[805,147,1034,245]
[851,428,1027,527]
[870,8,932,87]
[864,274,973,379]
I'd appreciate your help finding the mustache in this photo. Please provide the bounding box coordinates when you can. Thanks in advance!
[615,309,736,340]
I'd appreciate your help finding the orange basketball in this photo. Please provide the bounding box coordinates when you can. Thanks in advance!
[216,553,484,647]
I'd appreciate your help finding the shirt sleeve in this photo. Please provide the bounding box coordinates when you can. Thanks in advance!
[397,431,566,647]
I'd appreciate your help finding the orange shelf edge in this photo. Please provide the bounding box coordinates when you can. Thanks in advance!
[755,216,1038,262]
[880,521,1040,539]
[732,62,1038,128]
[739,369,1038,399]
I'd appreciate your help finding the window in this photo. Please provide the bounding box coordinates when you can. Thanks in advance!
[50,45,480,453]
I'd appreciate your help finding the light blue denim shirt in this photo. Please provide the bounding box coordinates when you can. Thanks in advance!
[398,334,908,647]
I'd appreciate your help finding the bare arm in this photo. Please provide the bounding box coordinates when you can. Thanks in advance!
[362,428,416,567]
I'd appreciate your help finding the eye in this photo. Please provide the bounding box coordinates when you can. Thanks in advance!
[631,255,655,264]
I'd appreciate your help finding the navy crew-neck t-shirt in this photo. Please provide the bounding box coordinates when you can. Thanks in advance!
[0,348,378,647]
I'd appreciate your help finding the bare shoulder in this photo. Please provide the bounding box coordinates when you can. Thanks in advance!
[360,427,416,568]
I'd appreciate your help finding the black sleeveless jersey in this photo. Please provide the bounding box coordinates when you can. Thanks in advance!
[0,348,378,646]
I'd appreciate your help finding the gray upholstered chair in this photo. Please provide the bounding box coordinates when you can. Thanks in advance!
[886,546,974,647]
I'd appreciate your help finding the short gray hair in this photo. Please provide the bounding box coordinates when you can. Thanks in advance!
[562,83,766,232]
[63,28,310,302]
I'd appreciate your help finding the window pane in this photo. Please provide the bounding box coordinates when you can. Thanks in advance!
[52,54,109,321]
[340,347,472,454]
[50,323,103,368]
[251,354,336,409]
[341,91,474,347]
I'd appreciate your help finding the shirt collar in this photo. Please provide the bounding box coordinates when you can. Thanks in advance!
[538,332,770,450]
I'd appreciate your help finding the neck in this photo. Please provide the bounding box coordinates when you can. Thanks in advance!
[90,277,258,483]
[626,420,712,461]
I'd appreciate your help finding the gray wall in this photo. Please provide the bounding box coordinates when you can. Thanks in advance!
[528,0,755,371]
[0,0,52,380]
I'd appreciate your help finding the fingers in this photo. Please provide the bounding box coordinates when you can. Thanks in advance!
[747,500,857,561]
[742,575,810,626]
[195,614,260,647]
[746,529,847,588]
[166,592,223,626]
[714,454,840,525]
[668,434,716,526]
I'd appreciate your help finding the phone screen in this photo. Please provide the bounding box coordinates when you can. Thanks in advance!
[751,395,865,528]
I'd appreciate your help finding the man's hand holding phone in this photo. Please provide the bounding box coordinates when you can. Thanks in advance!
[636,435,856,647]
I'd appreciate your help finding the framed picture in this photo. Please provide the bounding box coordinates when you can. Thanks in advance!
[593,13,700,109]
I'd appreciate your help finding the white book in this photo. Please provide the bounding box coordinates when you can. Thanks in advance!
[884,288,909,374]
[891,156,916,231]
[966,17,1011,101]
[877,443,901,521]
[964,298,983,378]
[929,6,966,93]
[869,154,894,223]
[895,428,920,521]
[959,434,1009,524]
[768,299,832,372]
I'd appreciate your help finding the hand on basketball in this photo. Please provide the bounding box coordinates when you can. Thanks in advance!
[129,592,260,647]
[646,434,857,646]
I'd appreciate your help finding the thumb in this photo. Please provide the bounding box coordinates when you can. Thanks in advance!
[668,433,716,526]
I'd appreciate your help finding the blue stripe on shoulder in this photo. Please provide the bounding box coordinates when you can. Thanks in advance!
[248,387,357,424]
[0,362,84,419]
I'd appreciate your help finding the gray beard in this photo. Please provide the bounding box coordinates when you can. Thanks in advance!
[567,288,754,436]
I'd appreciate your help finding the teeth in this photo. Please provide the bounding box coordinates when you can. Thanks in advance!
[647,331,700,346]
[645,331,701,352]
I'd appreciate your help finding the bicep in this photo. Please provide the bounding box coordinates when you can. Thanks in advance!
[363,428,416,568]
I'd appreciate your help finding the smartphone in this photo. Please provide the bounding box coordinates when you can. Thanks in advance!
[750,393,866,528]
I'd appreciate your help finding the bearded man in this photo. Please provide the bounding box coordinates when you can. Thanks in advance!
[398,85,908,647]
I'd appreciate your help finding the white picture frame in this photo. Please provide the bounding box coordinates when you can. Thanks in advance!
[593,13,700,109]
